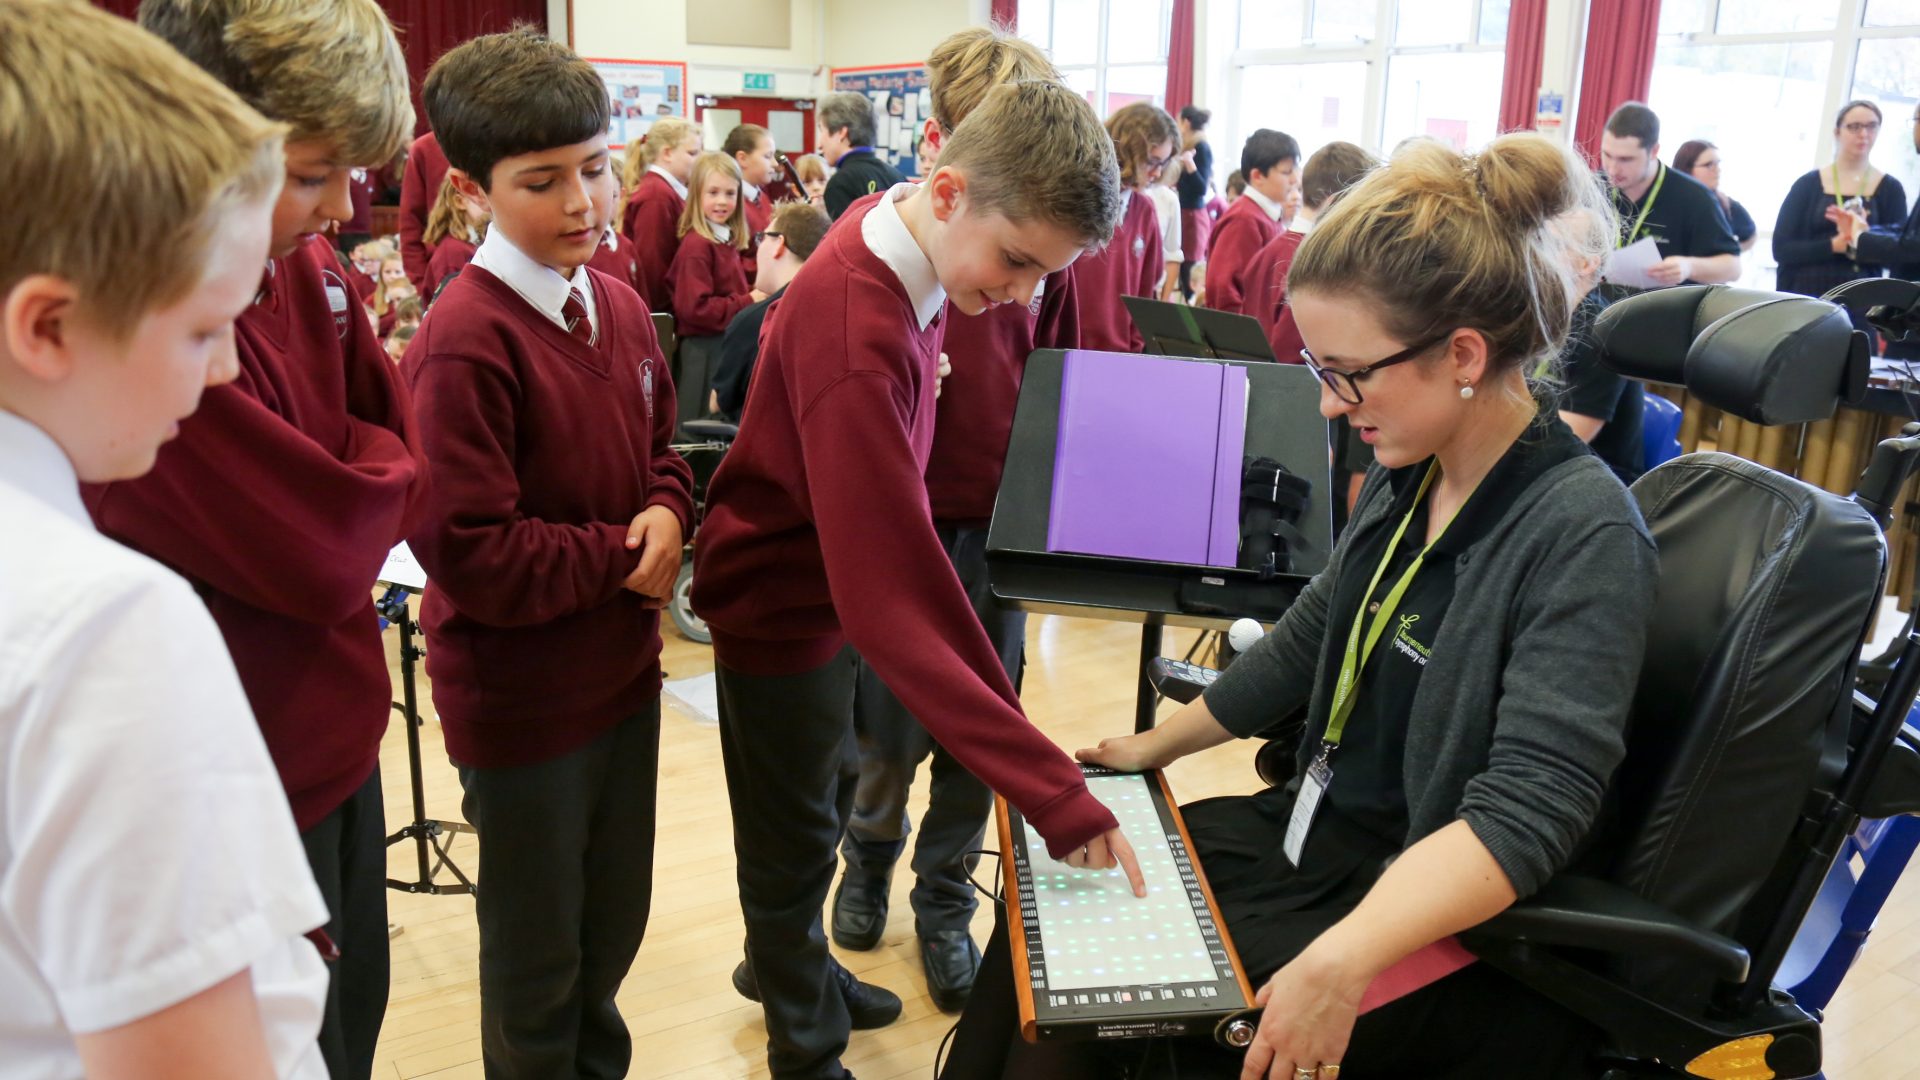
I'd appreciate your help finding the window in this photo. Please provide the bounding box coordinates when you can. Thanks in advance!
[1653,3,1920,286]
[1227,0,1509,163]
[1020,0,1171,116]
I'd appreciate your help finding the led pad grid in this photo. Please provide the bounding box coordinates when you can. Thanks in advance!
[1020,774,1217,989]
[1006,767,1246,1037]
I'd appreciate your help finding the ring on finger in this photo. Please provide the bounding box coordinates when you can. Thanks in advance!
[1293,1068,1316,1080]
[1320,1067,1341,1079]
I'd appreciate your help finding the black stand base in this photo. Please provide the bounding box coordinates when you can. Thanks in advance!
[377,585,477,897]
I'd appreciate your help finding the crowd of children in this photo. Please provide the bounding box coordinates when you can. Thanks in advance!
[2,1,1501,1078]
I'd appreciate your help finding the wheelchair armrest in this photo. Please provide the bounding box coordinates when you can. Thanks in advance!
[681,419,740,442]
[1862,724,1920,819]
[1466,875,1751,983]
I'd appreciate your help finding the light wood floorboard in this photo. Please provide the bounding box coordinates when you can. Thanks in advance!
[370,611,1920,1079]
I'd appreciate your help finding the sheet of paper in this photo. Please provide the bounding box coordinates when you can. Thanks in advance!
[1604,236,1666,290]
[378,541,427,590]
[664,673,720,727]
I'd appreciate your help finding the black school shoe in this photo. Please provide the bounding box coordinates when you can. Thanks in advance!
[730,957,903,1029]
[830,861,893,950]
[918,927,982,1013]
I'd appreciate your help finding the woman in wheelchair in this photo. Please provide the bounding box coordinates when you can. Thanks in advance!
[942,134,1661,1080]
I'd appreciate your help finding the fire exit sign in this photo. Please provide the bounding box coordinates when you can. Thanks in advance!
[744,72,775,92]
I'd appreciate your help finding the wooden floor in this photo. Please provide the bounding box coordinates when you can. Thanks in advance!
[369,612,1920,1079]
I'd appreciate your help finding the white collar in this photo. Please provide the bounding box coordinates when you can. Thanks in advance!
[743,180,763,202]
[0,409,88,527]
[471,226,597,338]
[1243,185,1285,222]
[601,226,620,251]
[1289,207,1317,236]
[649,164,689,201]
[711,222,733,244]
[860,182,946,330]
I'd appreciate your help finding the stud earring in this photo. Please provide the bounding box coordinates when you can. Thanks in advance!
[1459,382,1474,400]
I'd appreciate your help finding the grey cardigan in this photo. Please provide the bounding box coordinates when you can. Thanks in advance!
[1203,452,1659,897]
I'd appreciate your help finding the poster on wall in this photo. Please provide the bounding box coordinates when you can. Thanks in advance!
[829,63,932,178]
[586,58,690,151]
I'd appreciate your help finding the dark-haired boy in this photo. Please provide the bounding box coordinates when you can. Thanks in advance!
[1203,127,1300,315]
[405,29,694,1078]
[88,2,424,1076]
[693,80,1145,1080]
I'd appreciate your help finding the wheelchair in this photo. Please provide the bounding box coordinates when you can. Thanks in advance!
[665,418,736,645]
[1204,285,1920,1079]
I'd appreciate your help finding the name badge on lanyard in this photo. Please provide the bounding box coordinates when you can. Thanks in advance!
[1285,462,1458,868]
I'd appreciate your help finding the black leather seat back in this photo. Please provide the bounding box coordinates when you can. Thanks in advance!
[1604,455,1883,970]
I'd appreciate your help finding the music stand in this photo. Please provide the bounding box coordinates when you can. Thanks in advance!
[377,543,476,897]
[1122,297,1277,363]
[986,351,1333,732]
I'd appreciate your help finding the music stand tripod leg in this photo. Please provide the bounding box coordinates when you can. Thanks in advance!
[1136,621,1165,733]
[379,589,478,897]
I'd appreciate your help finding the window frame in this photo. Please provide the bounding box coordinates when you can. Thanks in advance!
[1019,0,1173,115]
[1225,0,1509,158]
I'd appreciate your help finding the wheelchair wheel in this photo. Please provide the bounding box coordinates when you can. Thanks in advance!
[669,562,709,645]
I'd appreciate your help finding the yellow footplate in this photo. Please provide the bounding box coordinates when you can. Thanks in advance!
[1686,1035,1775,1079]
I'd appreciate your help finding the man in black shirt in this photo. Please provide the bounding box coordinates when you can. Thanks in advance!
[817,91,905,220]
[1600,102,1742,287]
[1174,105,1214,299]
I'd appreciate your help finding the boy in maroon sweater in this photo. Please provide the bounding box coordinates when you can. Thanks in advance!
[1202,127,1300,315]
[693,80,1145,1080]
[1072,101,1175,353]
[399,131,450,292]
[85,2,421,1077]
[828,26,1083,1019]
[1243,140,1379,361]
[405,31,694,1078]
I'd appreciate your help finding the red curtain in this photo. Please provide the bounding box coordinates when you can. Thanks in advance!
[1163,0,1196,116]
[379,1,548,136]
[1572,0,1664,161]
[1497,0,1549,132]
[990,0,1018,30]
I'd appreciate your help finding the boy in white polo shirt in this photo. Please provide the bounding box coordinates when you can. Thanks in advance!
[0,2,329,1075]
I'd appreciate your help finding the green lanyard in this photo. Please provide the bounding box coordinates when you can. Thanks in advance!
[1324,462,1460,748]
[1831,162,1871,214]
[1621,162,1666,248]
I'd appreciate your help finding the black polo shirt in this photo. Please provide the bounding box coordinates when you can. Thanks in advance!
[1558,292,1645,484]
[823,149,905,220]
[1315,415,1591,845]
[1609,161,1741,263]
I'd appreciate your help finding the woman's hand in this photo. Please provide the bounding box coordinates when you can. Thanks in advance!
[1075,730,1170,773]
[1832,231,1852,254]
[1239,943,1372,1080]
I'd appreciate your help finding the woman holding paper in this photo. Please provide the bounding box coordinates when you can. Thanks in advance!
[1774,99,1907,304]
[942,133,1657,1080]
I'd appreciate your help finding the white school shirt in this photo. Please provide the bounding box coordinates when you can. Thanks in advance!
[1149,185,1184,264]
[0,411,330,1080]
[471,224,599,341]
[862,182,947,330]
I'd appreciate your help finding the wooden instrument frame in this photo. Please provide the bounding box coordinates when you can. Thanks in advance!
[996,768,1256,1042]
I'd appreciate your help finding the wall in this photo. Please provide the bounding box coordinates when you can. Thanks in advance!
[566,0,827,98]
[822,0,987,71]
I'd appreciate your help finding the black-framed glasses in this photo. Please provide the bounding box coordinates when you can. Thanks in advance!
[1298,332,1453,405]
[1145,153,1172,171]
[754,230,782,246]
[1844,121,1882,134]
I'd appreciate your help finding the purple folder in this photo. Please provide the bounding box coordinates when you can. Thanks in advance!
[1046,350,1248,566]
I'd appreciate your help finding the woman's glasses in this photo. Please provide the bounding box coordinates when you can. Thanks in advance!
[1843,121,1882,134]
[1298,332,1453,405]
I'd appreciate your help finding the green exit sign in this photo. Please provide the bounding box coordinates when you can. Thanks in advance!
[744,72,775,92]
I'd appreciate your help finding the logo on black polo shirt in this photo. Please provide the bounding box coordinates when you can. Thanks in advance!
[1391,613,1431,667]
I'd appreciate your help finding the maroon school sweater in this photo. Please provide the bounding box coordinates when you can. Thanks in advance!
[402,266,694,768]
[690,196,1117,858]
[1203,195,1280,315]
[923,266,1081,526]
[400,133,450,294]
[622,171,684,312]
[1243,228,1308,363]
[1071,190,1162,353]
[425,235,477,301]
[587,232,648,300]
[86,241,428,830]
[668,231,753,338]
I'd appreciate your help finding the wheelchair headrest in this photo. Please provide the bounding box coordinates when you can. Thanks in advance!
[1592,286,1868,425]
